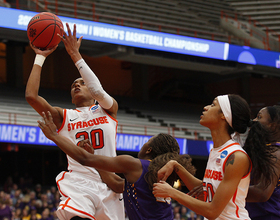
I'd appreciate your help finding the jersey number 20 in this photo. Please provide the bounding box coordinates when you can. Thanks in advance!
[76,129,104,149]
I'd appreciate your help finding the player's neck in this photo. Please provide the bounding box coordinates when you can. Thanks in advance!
[211,131,231,148]
[75,100,96,108]
[142,155,153,160]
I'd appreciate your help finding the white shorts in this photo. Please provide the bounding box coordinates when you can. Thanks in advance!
[55,171,125,220]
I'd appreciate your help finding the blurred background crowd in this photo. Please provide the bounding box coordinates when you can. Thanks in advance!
[0,174,203,220]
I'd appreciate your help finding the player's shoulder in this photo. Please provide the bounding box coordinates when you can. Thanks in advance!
[232,150,249,160]
[225,141,244,152]
[224,150,250,172]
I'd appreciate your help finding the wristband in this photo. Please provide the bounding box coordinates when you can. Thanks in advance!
[34,54,46,67]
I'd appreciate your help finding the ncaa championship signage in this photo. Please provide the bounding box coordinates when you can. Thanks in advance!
[0,123,209,156]
[1,7,280,68]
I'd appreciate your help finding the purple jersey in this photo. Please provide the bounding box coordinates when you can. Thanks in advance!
[123,159,173,220]
[246,178,280,219]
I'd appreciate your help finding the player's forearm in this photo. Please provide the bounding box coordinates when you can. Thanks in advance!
[50,134,117,172]
[51,134,89,164]
[25,65,42,103]
[174,162,202,190]
[170,189,218,219]
[69,51,82,64]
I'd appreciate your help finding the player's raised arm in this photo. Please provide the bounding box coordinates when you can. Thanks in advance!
[25,43,63,128]
[59,23,118,118]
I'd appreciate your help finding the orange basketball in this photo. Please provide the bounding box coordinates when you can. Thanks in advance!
[27,12,64,50]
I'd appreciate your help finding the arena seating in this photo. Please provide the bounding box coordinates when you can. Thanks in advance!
[0,86,211,140]
[177,0,236,25]
[226,0,280,37]
[26,0,240,44]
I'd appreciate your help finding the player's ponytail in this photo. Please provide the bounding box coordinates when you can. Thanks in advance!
[243,121,277,188]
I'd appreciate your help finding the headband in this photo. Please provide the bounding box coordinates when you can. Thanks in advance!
[217,95,232,128]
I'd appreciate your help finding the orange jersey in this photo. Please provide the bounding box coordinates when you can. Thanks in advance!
[203,140,251,220]
[55,104,124,220]
[58,104,118,175]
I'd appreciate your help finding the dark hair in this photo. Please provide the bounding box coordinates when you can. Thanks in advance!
[144,133,194,189]
[145,153,196,190]
[266,105,280,142]
[148,133,180,159]
[228,94,251,134]
[228,95,278,188]
[243,121,278,188]
[243,105,280,188]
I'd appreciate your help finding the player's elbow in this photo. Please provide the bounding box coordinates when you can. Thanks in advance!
[204,214,220,220]
[203,209,221,220]
[25,92,37,105]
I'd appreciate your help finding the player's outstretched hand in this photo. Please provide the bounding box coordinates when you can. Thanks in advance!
[29,42,57,57]
[153,180,172,198]
[157,160,177,182]
[58,23,83,62]
[79,139,95,154]
[38,111,58,141]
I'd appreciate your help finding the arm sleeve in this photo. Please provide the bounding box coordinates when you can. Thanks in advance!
[75,59,113,109]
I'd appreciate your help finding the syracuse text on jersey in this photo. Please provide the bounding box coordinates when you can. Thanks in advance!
[204,169,223,181]
[67,116,109,131]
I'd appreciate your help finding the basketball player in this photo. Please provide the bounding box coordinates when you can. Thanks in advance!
[153,94,276,219]
[25,23,124,220]
[37,111,196,220]
[245,105,280,220]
